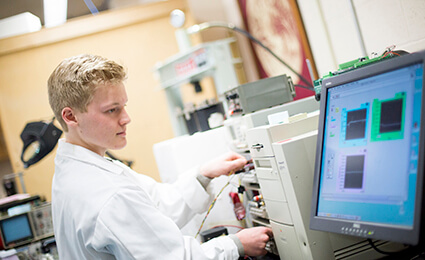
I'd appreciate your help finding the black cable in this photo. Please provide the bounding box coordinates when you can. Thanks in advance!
[367,239,404,256]
[188,22,314,89]
[232,26,314,89]
[293,84,316,92]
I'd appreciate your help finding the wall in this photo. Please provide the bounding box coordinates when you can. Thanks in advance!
[0,0,194,201]
[298,0,425,77]
[184,0,425,80]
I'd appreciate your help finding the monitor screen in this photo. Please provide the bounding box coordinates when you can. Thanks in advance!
[0,213,34,246]
[310,51,425,246]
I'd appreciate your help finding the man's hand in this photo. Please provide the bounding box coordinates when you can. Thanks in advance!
[236,226,273,257]
[199,152,247,179]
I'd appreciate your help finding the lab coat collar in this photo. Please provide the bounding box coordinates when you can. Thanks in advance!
[56,139,124,175]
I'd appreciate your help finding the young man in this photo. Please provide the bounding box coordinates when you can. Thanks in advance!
[48,54,273,259]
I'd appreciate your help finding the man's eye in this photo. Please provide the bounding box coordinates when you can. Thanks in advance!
[107,108,116,113]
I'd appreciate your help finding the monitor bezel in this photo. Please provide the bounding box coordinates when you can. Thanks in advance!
[310,50,425,246]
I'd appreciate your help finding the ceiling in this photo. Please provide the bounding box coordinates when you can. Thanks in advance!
[0,0,163,26]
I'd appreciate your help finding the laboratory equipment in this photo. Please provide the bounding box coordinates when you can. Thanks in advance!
[247,112,406,259]
[154,38,244,136]
[182,100,225,135]
[0,202,54,249]
[3,174,17,196]
[224,74,295,116]
[20,119,62,169]
[199,226,228,243]
[152,97,318,240]
[155,12,316,136]
[246,112,321,259]
[311,50,425,247]
[153,95,321,258]
[224,95,319,152]
[313,46,408,101]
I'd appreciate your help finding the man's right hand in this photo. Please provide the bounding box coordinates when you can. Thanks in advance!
[235,226,273,257]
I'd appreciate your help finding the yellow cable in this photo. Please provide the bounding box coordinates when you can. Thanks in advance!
[195,171,234,239]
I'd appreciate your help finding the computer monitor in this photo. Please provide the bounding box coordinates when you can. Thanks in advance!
[310,50,425,246]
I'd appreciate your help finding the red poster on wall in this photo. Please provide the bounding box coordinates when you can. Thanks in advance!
[238,0,317,100]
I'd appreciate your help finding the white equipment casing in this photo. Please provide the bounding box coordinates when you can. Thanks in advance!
[224,96,319,153]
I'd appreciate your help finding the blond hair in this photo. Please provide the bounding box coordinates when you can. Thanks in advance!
[48,54,127,131]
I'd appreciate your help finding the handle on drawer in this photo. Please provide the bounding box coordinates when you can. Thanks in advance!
[251,143,264,152]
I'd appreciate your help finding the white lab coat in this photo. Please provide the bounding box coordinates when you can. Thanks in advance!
[52,139,240,259]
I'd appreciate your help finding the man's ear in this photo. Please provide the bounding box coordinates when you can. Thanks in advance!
[62,107,78,127]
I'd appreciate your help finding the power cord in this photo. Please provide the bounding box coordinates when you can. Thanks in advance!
[367,239,395,255]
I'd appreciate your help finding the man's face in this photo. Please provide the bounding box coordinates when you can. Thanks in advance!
[73,82,131,155]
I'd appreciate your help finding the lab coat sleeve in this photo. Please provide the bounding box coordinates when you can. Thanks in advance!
[92,187,239,260]
[128,165,213,228]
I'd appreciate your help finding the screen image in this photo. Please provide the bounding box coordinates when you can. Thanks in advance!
[1,214,33,245]
[344,154,365,189]
[346,108,367,140]
[317,62,423,228]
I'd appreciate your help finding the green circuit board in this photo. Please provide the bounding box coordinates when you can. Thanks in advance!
[314,49,403,100]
